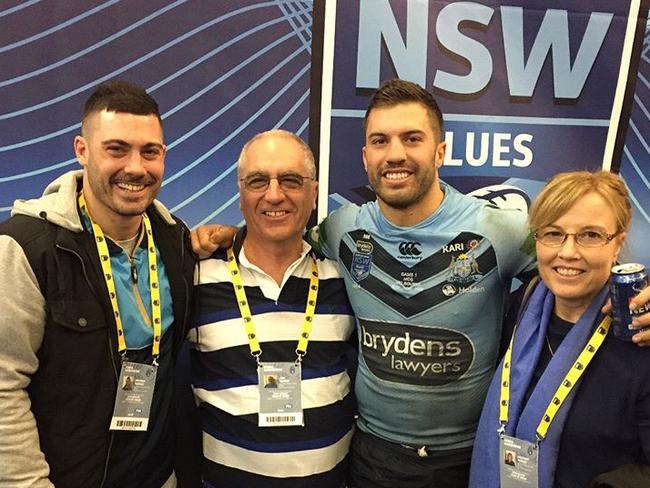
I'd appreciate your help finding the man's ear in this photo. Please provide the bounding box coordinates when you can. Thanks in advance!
[362,146,368,172]
[435,141,446,169]
[312,181,318,210]
[74,135,89,168]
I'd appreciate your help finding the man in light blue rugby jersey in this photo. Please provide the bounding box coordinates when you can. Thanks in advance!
[309,80,536,488]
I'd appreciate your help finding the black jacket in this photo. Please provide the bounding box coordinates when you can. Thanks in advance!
[0,191,194,487]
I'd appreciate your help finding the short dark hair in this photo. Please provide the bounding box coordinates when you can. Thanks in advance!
[81,80,162,132]
[364,79,444,140]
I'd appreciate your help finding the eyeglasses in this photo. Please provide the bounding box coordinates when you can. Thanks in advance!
[239,173,315,192]
[534,229,619,248]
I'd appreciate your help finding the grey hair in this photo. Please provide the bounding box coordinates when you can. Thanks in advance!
[237,129,316,178]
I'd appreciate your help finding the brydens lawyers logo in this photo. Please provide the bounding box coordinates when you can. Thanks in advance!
[359,318,474,386]
[398,241,422,259]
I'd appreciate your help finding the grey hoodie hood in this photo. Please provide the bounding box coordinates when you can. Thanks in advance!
[11,170,176,232]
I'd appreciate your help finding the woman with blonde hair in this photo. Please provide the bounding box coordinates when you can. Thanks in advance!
[470,170,650,488]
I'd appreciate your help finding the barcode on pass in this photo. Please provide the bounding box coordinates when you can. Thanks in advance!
[111,416,148,431]
[266,415,295,423]
[117,420,143,427]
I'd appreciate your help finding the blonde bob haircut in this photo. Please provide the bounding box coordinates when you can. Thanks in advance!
[529,170,632,234]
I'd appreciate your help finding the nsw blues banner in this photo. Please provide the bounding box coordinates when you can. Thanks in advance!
[313,0,649,265]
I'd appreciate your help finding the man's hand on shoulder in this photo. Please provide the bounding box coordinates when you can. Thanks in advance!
[630,284,650,346]
[190,224,238,259]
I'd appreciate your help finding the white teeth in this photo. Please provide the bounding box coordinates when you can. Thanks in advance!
[116,183,145,192]
[385,172,409,180]
[556,267,582,276]
[265,211,286,217]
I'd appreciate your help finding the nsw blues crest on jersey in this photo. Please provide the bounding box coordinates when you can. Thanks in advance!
[351,236,373,282]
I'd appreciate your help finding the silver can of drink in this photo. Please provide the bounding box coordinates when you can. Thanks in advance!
[610,263,649,341]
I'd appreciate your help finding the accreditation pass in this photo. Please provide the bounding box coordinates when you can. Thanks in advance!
[110,361,157,431]
[258,362,303,427]
[499,434,539,488]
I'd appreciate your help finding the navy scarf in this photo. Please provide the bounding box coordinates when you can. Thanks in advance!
[469,282,610,488]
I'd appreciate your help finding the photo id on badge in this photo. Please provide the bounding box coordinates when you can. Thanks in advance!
[110,361,157,431]
[258,362,303,427]
[499,434,539,488]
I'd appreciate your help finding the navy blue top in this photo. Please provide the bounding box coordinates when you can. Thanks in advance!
[502,293,650,487]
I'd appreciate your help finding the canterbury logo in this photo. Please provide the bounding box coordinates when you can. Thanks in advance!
[398,241,422,256]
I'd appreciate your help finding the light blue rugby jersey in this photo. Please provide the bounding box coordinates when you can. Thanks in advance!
[313,182,535,449]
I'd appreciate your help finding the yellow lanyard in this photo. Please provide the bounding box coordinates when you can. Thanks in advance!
[499,315,611,441]
[78,193,162,362]
[226,246,319,363]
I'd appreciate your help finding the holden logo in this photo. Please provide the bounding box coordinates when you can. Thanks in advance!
[442,283,457,297]
[399,241,421,256]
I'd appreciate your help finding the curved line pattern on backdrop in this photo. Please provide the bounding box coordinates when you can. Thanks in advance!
[620,19,650,266]
[0,0,313,226]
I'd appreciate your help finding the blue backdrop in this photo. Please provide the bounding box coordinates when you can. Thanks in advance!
[0,0,312,227]
[0,0,648,265]
[620,20,650,266]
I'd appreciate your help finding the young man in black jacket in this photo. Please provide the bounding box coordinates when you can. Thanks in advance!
[0,81,195,488]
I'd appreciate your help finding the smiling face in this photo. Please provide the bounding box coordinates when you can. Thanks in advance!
[536,192,625,322]
[238,134,317,250]
[363,102,446,226]
[74,109,165,239]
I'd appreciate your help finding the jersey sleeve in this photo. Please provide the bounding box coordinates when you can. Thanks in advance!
[481,205,537,282]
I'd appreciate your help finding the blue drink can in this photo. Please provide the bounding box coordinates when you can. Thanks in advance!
[610,263,649,341]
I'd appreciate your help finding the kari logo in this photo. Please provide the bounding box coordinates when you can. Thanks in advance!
[442,242,464,253]
[467,239,480,250]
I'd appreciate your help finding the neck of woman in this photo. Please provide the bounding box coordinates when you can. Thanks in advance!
[553,299,588,324]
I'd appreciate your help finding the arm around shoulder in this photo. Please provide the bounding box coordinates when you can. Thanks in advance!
[0,235,53,487]
[484,206,536,281]
[630,286,650,346]
[306,204,360,260]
